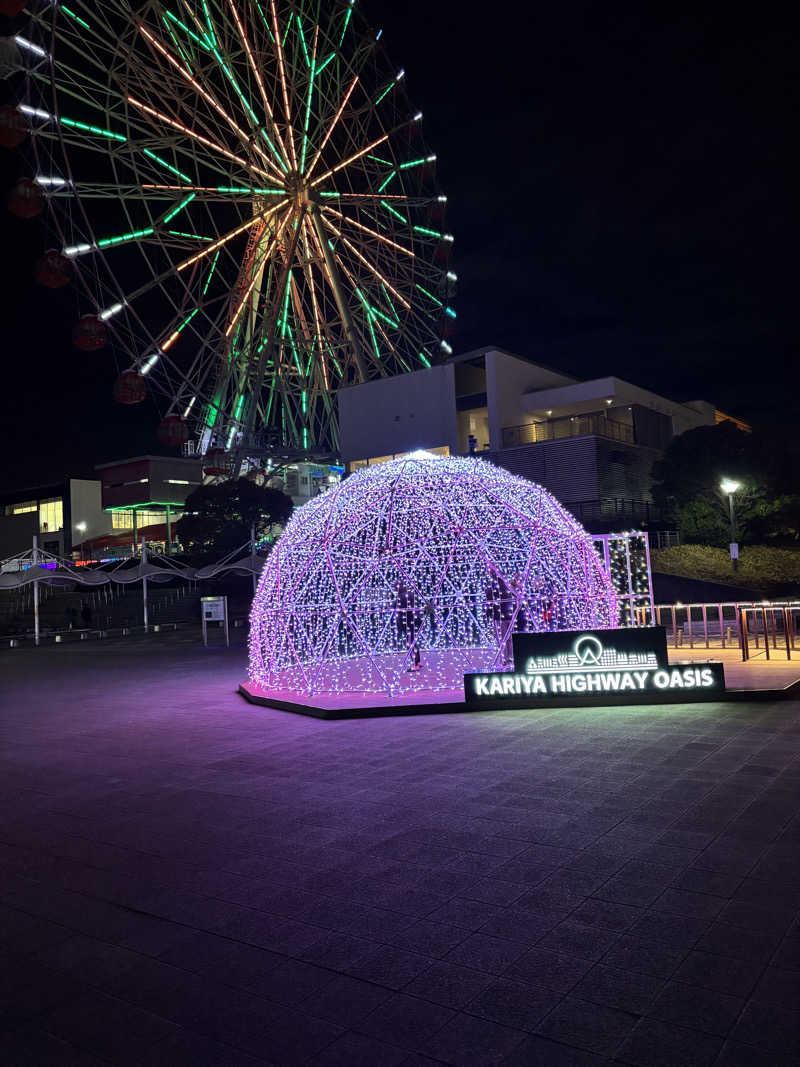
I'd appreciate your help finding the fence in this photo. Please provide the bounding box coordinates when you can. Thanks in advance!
[655,601,800,660]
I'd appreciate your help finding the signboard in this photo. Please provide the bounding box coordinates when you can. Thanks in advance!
[465,627,725,706]
[201,595,229,646]
[202,597,226,621]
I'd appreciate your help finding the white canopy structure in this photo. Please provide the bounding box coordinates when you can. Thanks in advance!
[0,537,264,644]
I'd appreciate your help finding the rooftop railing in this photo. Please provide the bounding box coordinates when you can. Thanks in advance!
[502,414,635,448]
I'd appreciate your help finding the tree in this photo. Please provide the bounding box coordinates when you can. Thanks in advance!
[651,423,784,545]
[176,478,293,559]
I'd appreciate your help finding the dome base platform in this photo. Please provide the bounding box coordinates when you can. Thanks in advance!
[238,680,468,719]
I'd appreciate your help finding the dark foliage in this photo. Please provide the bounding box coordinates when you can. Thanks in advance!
[176,478,293,560]
[652,423,800,544]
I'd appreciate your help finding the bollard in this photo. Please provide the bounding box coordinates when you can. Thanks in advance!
[9,638,20,648]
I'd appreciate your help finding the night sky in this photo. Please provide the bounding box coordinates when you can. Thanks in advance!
[0,4,796,491]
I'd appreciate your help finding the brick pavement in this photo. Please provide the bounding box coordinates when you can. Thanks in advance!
[0,636,799,1065]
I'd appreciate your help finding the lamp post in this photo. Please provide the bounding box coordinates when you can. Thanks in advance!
[720,479,741,571]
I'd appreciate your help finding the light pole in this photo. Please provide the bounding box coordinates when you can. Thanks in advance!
[720,479,741,571]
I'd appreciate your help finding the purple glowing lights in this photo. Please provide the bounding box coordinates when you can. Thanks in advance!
[248,452,618,696]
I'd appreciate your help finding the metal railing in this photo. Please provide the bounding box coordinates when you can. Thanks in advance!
[655,601,800,660]
[502,414,635,448]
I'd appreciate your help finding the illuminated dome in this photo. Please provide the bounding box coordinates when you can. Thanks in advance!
[249,452,617,696]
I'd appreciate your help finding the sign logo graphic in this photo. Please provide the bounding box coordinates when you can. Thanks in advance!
[573,634,603,666]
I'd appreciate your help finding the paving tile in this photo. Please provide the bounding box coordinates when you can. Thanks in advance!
[356,992,455,1049]
[502,1033,605,1065]
[602,936,685,979]
[719,899,796,936]
[405,960,493,1008]
[303,972,393,1027]
[714,1038,800,1067]
[628,910,710,950]
[427,898,503,931]
[465,977,560,1031]
[751,965,800,1008]
[537,994,638,1054]
[382,913,467,957]
[504,946,593,993]
[695,921,781,963]
[672,867,743,898]
[41,990,179,1066]
[615,1017,723,1067]
[535,919,618,961]
[478,906,561,944]
[423,1010,527,1065]
[141,1027,270,1065]
[461,878,529,906]
[444,932,530,974]
[242,957,335,1005]
[570,898,643,932]
[672,950,761,997]
[344,944,433,989]
[299,931,377,970]
[572,963,663,1014]
[312,1030,407,1066]
[651,889,725,920]
[0,1025,111,1066]
[730,999,800,1054]
[647,979,744,1036]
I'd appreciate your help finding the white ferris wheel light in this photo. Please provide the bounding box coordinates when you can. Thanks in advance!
[15,37,48,59]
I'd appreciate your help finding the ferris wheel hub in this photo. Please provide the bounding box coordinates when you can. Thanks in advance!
[284,171,314,209]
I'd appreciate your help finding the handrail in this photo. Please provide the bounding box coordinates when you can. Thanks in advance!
[654,600,800,661]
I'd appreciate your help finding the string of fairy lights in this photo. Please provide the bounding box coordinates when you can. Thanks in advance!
[249,452,619,696]
[594,532,654,626]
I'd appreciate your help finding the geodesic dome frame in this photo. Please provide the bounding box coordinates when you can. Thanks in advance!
[248,452,618,696]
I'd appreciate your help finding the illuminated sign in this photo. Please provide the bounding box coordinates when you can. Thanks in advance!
[465,627,725,705]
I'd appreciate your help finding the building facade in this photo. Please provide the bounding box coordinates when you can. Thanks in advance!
[0,479,108,559]
[339,346,744,527]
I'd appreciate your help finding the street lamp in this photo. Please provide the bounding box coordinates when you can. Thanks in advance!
[720,479,741,570]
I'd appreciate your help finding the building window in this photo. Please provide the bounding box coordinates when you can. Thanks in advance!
[111,509,182,530]
[6,501,37,515]
[38,498,63,532]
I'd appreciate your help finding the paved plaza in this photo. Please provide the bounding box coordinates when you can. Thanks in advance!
[1,635,800,1065]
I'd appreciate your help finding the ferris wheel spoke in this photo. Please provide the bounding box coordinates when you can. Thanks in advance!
[303,73,359,181]
[268,0,298,171]
[139,184,284,198]
[318,214,410,311]
[180,199,288,273]
[137,22,285,180]
[331,251,398,370]
[322,206,414,258]
[224,0,291,167]
[126,94,270,180]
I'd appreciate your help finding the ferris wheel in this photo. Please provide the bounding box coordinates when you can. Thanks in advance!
[5,0,455,464]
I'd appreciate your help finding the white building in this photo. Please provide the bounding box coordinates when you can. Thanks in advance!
[338,346,747,526]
